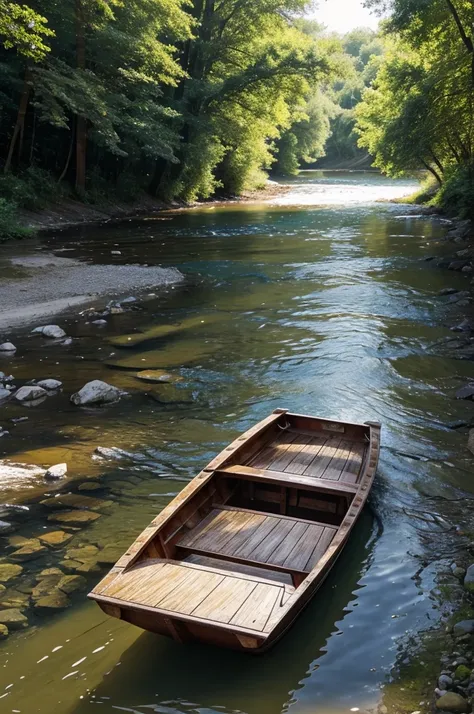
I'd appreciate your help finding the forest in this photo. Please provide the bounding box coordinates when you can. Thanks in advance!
[0,0,472,239]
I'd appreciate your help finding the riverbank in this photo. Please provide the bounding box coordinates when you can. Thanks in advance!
[14,181,292,236]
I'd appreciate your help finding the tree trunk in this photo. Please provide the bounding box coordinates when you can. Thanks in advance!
[421,159,442,185]
[75,0,87,195]
[4,69,31,173]
[445,0,474,84]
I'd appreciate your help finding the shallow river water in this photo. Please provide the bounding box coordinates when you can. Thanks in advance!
[1,171,474,714]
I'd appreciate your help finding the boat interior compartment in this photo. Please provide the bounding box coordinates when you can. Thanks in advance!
[90,413,378,648]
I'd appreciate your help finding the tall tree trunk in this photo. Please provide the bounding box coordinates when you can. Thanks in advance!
[421,159,442,185]
[4,68,31,173]
[445,0,474,84]
[75,0,87,194]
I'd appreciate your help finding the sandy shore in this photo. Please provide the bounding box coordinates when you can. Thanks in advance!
[0,252,183,329]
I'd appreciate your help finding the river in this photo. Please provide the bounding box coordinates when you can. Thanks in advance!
[1,170,474,714]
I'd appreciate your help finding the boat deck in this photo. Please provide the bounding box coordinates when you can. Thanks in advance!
[95,556,293,634]
[248,430,366,483]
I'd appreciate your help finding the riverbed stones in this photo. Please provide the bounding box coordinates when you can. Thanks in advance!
[44,463,68,480]
[455,385,474,400]
[97,544,123,565]
[453,619,474,635]
[77,481,102,492]
[65,545,99,562]
[454,665,471,681]
[436,692,469,713]
[439,675,453,689]
[464,566,474,592]
[0,588,30,609]
[11,542,47,561]
[71,380,123,406]
[14,385,47,402]
[0,564,23,583]
[32,575,62,600]
[35,589,70,611]
[0,608,28,630]
[38,530,73,548]
[32,325,66,339]
[0,388,11,401]
[41,493,112,512]
[47,509,102,526]
[57,574,87,594]
[0,624,8,639]
[37,379,62,391]
[0,342,16,352]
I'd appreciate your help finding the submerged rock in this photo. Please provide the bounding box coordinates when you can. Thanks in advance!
[436,692,469,713]
[14,385,48,402]
[97,544,123,565]
[0,608,28,630]
[0,342,16,352]
[37,379,62,391]
[41,493,112,512]
[57,575,87,594]
[453,619,474,634]
[0,624,8,639]
[38,530,73,548]
[10,542,47,562]
[48,510,102,526]
[71,380,123,406]
[32,325,66,339]
[0,520,13,534]
[44,463,68,480]
[455,384,474,400]
[35,589,70,611]
[37,568,64,580]
[77,481,102,492]
[0,564,23,583]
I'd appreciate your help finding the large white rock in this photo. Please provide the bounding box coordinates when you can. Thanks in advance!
[14,386,48,402]
[44,463,67,480]
[0,343,16,352]
[71,380,122,406]
[37,379,62,391]
[32,325,66,339]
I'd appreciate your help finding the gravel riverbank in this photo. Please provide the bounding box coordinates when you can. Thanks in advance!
[0,251,183,329]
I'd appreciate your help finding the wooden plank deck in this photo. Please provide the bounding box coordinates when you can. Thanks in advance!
[97,557,290,633]
[177,506,337,573]
[248,430,366,484]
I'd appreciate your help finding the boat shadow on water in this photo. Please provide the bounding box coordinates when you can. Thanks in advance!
[72,510,375,714]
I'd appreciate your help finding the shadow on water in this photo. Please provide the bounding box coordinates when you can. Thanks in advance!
[71,512,376,714]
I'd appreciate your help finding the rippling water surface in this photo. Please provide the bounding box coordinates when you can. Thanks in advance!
[1,171,474,714]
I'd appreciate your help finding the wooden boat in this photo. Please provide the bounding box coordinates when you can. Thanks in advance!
[89,409,380,652]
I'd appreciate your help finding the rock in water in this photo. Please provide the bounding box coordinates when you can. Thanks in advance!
[37,379,62,390]
[436,692,469,713]
[0,609,28,630]
[47,510,101,525]
[11,542,47,561]
[71,380,122,406]
[455,384,474,400]
[453,618,474,634]
[38,530,73,547]
[14,385,48,402]
[44,463,68,480]
[0,342,16,352]
[0,388,11,401]
[32,325,66,339]
[57,575,87,594]
[35,589,70,611]
[134,369,181,383]
[468,430,474,457]
[0,624,8,639]
[0,564,23,583]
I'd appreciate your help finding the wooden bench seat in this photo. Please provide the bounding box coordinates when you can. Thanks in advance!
[176,505,337,586]
[217,464,358,496]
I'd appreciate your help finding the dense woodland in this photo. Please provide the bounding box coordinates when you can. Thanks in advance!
[0,0,472,239]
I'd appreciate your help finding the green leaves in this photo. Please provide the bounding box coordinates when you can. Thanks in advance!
[0,2,54,60]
